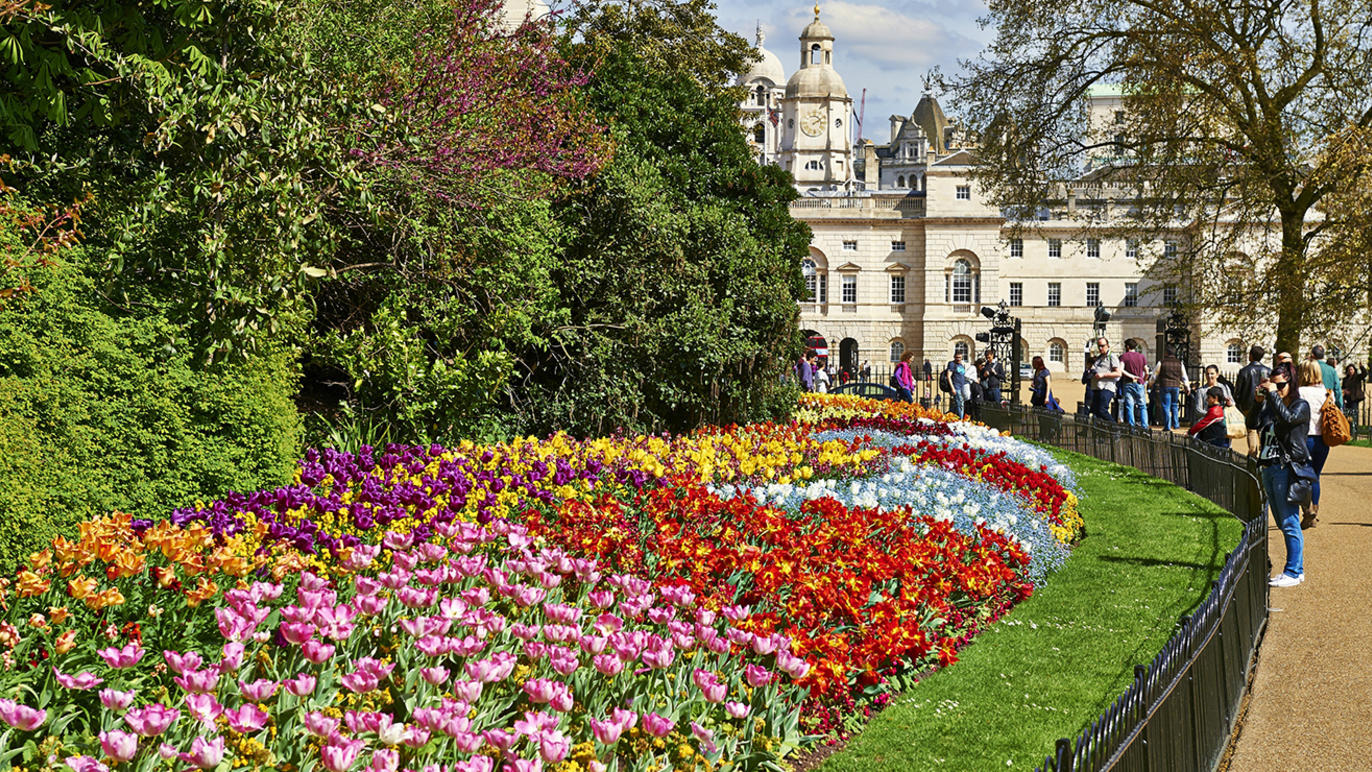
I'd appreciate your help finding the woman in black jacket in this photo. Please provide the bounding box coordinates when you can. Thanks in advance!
[1255,363,1311,588]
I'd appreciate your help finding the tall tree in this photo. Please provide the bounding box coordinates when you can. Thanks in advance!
[951,0,1372,354]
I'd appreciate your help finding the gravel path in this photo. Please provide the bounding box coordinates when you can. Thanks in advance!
[1226,442,1372,771]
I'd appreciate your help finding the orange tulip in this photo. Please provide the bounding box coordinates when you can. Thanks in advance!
[86,587,126,612]
[67,575,98,600]
[48,606,70,625]
[185,577,218,608]
[54,630,78,655]
[16,571,50,597]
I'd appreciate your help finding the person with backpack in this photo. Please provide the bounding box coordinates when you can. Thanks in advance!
[893,351,916,403]
[1234,345,1270,456]
[1087,337,1124,422]
[942,352,970,419]
[1296,360,1331,528]
[1154,346,1189,430]
[1118,340,1150,427]
[1310,345,1343,409]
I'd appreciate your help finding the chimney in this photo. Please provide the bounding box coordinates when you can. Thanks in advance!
[863,141,880,187]
[890,115,902,144]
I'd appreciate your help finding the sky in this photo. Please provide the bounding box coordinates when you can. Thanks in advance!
[712,0,995,140]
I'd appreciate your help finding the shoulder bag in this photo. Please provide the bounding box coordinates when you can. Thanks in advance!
[1321,389,1352,447]
[1224,405,1247,440]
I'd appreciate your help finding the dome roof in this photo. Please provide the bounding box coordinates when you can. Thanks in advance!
[786,65,847,98]
[740,28,786,86]
[800,18,833,40]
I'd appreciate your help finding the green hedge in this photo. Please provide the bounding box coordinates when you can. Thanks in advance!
[0,255,302,568]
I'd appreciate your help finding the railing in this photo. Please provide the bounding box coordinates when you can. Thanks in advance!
[976,405,1268,772]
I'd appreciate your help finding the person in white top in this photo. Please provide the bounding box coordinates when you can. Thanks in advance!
[1296,360,1330,528]
[815,365,830,393]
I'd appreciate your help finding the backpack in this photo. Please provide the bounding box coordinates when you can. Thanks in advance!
[1321,390,1352,447]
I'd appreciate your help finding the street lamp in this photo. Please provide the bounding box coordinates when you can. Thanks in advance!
[975,301,1023,404]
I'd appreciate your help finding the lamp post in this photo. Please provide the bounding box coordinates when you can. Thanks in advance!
[1156,303,1195,422]
[976,301,1022,404]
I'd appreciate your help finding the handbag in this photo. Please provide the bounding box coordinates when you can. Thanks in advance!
[1223,405,1246,440]
[1286,460,1318,506]
[1321,390,1351,447]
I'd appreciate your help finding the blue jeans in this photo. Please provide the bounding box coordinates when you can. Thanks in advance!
[1161,387,1181,430]
[1305,436,1330,506]
[1120,383,1147,426]
[1092,388,1116,421]
[950,391,965,418]
[985,386,1002,404]
[1261,464,1304,577]
[897,386,913,403]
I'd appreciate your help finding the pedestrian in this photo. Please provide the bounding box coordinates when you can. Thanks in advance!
[1154,346,1189,430]
[1343,362,1366,437]
[1029,355,1058,408]
[860,360,871,380]
[1234,345,1270,456]
[815,363,831,393]
[1309,345,1343,409]
[1254,362,1310,587]
[923,359,933,382]
[893,351,916,403]
[1187,386,1231,448]
[1190,365,1234,416]
[796,350,817,392]
[1118,340,1150,427]
[1087,337,1123,422]
[1297,360,1331,529]
[979,348,1006,404]
[942,352,970,419]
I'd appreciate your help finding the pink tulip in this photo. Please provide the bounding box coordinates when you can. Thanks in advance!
[722,604,751,622]
[539,731,571,763]
[284,674,318,696]
[483,728,517,751]
[239,679,279,702]
[184,694,223,725]
[219,642,246,673]
[777,649,811,680]
[692,669,728,703]
[99,689,135,712]
[589,717,625,745]
[124,704,180,736]
[183,735,226,770]
[505,759,544,772]
[453,758,494,772]
[158,743,179,760]
[0,699,46,731]
[744,664,773,687]
[591,654,624,677]
[354,594,387,616]
[452,679,483,703]
[224,703,269,733]
[340,670,380,694]
[642,712,674,738]
[375,715,410,746]
[53,669,103,690]
[725,701,750,719]
[587,588,615,609]
[98,730,139,763]
[304,711,340,738]
[96,643,144,669]
[750,634,778,656]
[63,757,109,772]
[300,570,331,591]
[420,667,449,686]
[282,622,316,645]
[691,721,718,753]
[301,640,336,664]
[367,749,399,772]
[173,668,220,694]
[402,727,431,747]
[642,645,675,669]
[321,738,365,772]
[163,650,204,676]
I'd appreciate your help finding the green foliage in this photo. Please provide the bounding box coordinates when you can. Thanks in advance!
[0,252,302,567]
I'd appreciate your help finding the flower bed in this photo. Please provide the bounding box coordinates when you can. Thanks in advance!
[0,394,1081,770]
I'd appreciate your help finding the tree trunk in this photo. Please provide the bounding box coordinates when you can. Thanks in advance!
[1273,209,1308,357]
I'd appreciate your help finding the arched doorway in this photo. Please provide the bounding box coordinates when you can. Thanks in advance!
[840,338,859,375]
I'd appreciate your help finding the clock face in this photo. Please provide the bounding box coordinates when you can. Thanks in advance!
[800,109,825,137]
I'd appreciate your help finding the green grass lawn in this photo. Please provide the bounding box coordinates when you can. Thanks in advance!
[820,449,1244,771]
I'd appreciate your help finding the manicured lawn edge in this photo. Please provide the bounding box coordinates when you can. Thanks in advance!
[820,448,1244,771]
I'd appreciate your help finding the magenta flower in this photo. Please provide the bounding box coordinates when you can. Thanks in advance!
[641,644,675,669]
[63,756,109,772]
[589,716,625,745]
[692,669,728,703]
[366,748,399,772]
[451,679,483,703]
[124,704,180,736]
[539,731,571,763]
[281,622,316,645]
[744,664,773,687]
[163,650,204,676]
[321,738,365,772]
[591,654,623,677]
[301,640,337,664]
[725,701,750,719]
[173,668,220,694]
[184,693,223,726]
[239,678,279,702]
[98,730,139,763]
[183,735,226,770]
[419,667,449,686]
[340,670,380,694]
[53,669,104,690]
[219,642,246,674]
[642,712,675,738]
[0,698,46,731]
[99,689,135,712]
[96,643,144,669]
[304,710,341,738]
[691,721,718,753]
[452,757,494,772]
[224,703,269,733]
[482,728,517,751]
[776,649,811,680]
[284,673,318,696]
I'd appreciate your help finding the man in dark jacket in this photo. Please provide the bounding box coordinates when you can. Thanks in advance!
[1233,345,1270,456]
[979,349,1006,404]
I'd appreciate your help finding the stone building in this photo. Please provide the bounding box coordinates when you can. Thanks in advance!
[742,9,1368,378]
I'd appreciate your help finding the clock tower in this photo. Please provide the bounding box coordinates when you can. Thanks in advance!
[779,5,853,190]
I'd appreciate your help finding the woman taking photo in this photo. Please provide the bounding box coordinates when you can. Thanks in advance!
[1255,363,1311,587]
[1297,360,1330,528]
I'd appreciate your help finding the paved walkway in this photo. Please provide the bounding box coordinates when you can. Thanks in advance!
[1227,443,1372,771]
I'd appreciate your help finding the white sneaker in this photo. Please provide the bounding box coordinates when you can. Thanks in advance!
[1269,573,1304,588]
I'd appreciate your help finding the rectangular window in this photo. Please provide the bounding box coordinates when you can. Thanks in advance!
[1164,240,1178,259]
[1124,283,1138,307]
[890,240,906,252]
[818,273,827,303]
[1126,239,1139,260]
[1009,282,1023,307]
[1086,282,1100,307]
[1048,239,1062,259]
[1048,282,1061,307]
[956,185,971,200]
[1163,284,1178,306]
[1009,238,1023,258]
[841,275,857,304]
[842,240,857,251]
[1086,238,1100,259]
[889,275,905,304]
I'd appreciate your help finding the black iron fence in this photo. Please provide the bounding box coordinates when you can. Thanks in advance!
[977,404,1269,772]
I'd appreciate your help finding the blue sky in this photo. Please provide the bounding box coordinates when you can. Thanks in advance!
[712,0,994,138]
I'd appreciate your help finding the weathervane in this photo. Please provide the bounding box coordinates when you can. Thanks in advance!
[814,3,821,20]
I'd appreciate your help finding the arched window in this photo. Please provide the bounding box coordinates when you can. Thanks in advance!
[954,341,970,359]
[1048,340,1066,364]
[897,175,906,188]
[890,340,904,362]
[754,85,767,106]
[753,124,765,143]
[947,258,978,304]
[1226,341,1243,364]
[810,44,823,65]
